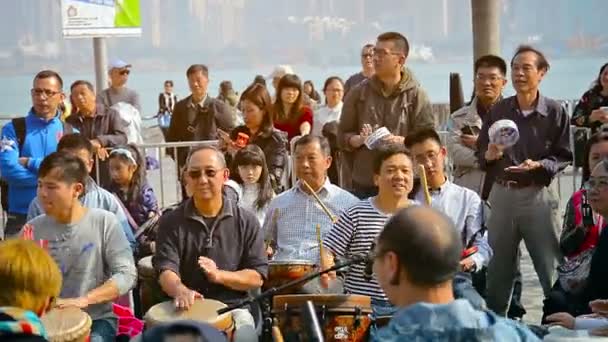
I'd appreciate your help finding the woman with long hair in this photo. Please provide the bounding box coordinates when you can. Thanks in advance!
[571,62,608,132]
[232,145,275,225]
[229,83,288,192]
[272,74,313,141]
[303,80,321,104]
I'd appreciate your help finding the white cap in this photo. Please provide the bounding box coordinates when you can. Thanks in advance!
[267,65,294,79]
[108,58,132,71]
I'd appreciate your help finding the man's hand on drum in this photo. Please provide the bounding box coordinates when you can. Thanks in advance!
[174,284,202,310]
[198,256,223,284]
[320,251,336,289]
[55,297,89,310]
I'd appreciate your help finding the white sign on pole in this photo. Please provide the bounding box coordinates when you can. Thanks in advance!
[61,0,142,38]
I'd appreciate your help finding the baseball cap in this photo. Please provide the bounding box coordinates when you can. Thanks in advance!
[108,58,132,71]
[267,65,294,80]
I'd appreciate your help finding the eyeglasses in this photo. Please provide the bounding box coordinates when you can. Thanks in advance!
[373,48,401,58]
[119,70,130,76]
[475,74,504,83]
[187,169,220,179]
[586,177,608,191]
[31,88,61,98]
[414,150,441,165]
[361,53,374,59]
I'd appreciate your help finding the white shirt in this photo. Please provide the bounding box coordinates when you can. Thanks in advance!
[414,179,492,271]
[239,183,272,226]
[312,102,343,136]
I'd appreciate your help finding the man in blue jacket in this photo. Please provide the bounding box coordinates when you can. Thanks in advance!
[0,70,71,237]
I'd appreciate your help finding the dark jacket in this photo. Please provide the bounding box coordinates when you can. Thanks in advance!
[66,103,128,147]
[339,67,434,187]
[157,92,178,114]
[230,125,288,183]
[66,103,128,187]
[166,95,235,170]
[571,87,608,133]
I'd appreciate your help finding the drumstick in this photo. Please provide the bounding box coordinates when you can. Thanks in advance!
[266,208,280,247]
[316,223,324,267]
[301,179,338,223]
[418,164,432,205]
[272,318,285,342]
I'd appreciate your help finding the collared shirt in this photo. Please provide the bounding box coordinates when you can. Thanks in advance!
[153,196,268,305]
[263,179,359,264]
[27,176,136,249]
[187,93,208,109]
[477,94,572,187]
[373,299,541,341]
[414,180,492,271]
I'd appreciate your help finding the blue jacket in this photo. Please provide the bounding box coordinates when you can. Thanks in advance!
[0,110,70,214]
[373,299,540,342]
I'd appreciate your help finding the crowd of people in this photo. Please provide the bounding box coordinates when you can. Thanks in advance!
[1,29,608,341]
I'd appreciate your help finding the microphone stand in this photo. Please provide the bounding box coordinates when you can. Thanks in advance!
[217,255,366,315]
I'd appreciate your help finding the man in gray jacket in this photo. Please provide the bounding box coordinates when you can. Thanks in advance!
[447,55,507,200]
[339,32,434,198]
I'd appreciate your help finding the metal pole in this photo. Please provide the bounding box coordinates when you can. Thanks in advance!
[471,0,500,63]
[93,37,108,92]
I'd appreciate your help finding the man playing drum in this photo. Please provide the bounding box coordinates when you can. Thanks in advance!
[322,144,416,317]
[263,135,358,293]
[20,152,137,342]
[154,145,267,342]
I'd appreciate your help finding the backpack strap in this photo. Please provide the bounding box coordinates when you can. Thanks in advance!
[11,117,27,154]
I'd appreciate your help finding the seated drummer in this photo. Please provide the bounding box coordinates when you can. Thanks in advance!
[405,129,492,310]
[322,144,416,317]
[153,145,267,342]
[263,135,358,293]
[20,152,137,342]
[0,239,62,341]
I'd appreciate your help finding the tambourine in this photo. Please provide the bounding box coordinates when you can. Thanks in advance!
[488,119,519,148]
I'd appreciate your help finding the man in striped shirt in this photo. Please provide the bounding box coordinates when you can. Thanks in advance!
[323,144,416,314]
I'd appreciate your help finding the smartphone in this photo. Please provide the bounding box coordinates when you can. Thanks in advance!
[461,125,479,135]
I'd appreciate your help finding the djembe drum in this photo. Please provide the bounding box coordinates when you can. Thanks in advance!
[41,307,92,342]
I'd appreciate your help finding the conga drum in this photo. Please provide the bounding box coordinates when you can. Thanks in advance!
[138,255,168,314]
[265,260,316,293]
[144,299,234,340]
[272,294,372,341]
[41,307,91,342]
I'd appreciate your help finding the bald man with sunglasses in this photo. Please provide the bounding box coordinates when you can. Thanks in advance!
[154,145,267,342]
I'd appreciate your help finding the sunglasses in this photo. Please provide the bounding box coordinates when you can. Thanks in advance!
[119,70,130,76]
[187,169,220,179]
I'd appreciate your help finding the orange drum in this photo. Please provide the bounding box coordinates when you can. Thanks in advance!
[144,299,234,340]
[272,294,372,341]
[41,307,92,342]
[265,260,316,293]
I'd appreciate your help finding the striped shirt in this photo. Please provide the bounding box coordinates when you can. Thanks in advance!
[324,197,398,301]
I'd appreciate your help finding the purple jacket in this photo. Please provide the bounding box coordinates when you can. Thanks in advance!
[111,181,159,227]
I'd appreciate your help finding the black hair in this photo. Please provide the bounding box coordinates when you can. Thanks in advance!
[377,32,410,59]
[164,80,174,87]
[186,64,209,78]
[220,80,233,93]
[474,54,507,76]
[239,83,274,138]
[404,128,442,148]
[511,45,550,72]
[373,144,412,175]
[378,206,462,286]
[34,70,63,89]
[322,76,343,92]
[58,134,94,157]
[253,75,267,87]
[70,80,94,93]
[39,152,88,192]
[232,145,274,210]
[582,132,608,184]
[108,144,147,205]
[293,134,331,157]
[273,74,305,123]
[592,63,608,93]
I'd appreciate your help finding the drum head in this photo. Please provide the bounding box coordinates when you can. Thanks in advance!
[269,260,316,266]
[137,255,155,278]
[41,307,91,342]
[145,299,231,329]
[272,294,372,313]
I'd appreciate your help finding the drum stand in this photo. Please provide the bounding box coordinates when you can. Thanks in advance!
[216,255,367,341]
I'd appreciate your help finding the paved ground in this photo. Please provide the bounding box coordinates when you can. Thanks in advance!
[142,126,580,325]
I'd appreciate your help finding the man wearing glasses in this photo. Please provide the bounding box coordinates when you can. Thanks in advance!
[343,43,375,97]
[0,70,72,238]
[478,46,572,317]
[339,31,434,199]
[154,145,266,342]
[99,59,141,112]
